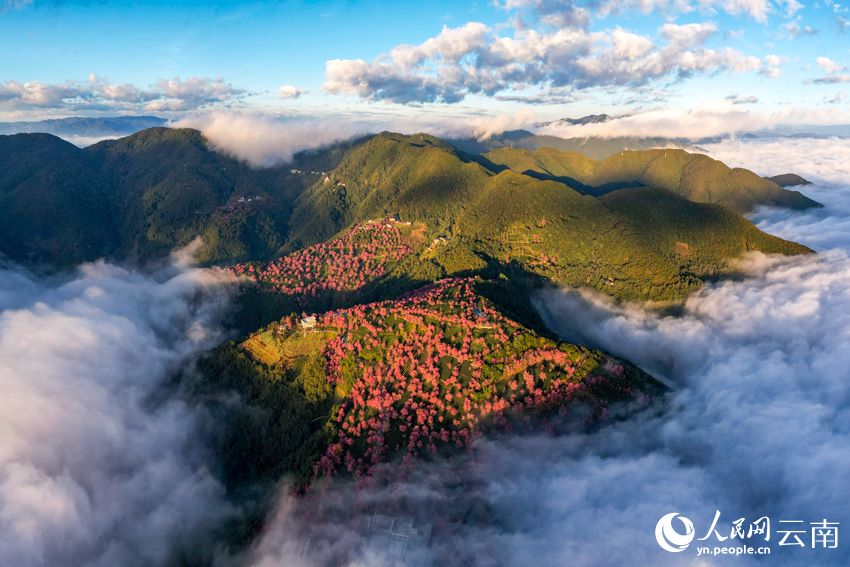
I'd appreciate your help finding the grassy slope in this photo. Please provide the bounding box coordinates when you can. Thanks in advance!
[288,133,810,302]
[484,146,821,213]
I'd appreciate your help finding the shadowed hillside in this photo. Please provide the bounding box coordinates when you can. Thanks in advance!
[287,132,811,302]
[484,146,820,213]
[448,129,690,160]
[0,128,815,304]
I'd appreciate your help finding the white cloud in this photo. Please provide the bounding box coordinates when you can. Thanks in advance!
[817,56,843,74]
[535,103,849,139]
[812,56,850,83]
[471,109,537,140]
[277,85,305,99]
[0,76,244,114]
[0,249,237,566]
[173,112,368,167]
[725,93,760,104]
[503,0,805,25]
[707,138,850,250]
[324,19,773,104]
[173,110,543,166]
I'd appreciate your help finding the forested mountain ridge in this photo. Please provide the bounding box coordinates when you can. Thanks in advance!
[286,132,811,303]
[0,128,815,305]
[483,146,820,213]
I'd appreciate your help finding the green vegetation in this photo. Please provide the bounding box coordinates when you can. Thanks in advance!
[0,128,322,267]
[448,128,690,160]
[192,278,662,490]
[1,126,825,552]
[287,132,811,303]
[484,146,821,213]
[1,128,815,304]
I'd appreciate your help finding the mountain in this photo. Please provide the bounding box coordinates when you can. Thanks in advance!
[0,128,317,267]
[193,276,662,488]
[767,173,812,187]
[0,115,167,141]
[0,128,815,304]
[545,113,612,126]
[483,146,820,213]
[85,127,306,264]
[0,124,824,545]
[449,129,691,160]
[0,134,116,265]
[286,132,811,303]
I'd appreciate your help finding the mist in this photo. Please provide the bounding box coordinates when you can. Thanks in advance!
[536,106,850,141]
[172,110,538,167]
[0,249,237,566]
[244,137,850,566]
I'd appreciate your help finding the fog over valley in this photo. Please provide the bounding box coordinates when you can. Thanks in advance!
[3,1,850,562]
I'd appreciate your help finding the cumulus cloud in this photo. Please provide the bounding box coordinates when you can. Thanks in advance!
[817,56,843,74]
[0,76,244,114]
[785,20,819,37]
[277,85,305,99]
[242,137,850,566]
[0,248,237,566]
[811,56,850,84]
[323,18,775,104]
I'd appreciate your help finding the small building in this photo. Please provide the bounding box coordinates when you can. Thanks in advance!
[299,315,317,329]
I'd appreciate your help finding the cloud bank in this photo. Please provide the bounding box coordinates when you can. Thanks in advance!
[536,103,850,139]
[324,19,777,104]
[0,75,244,114]
[174,110,539,166]
[245,137,850,566]
[0,250,237,566]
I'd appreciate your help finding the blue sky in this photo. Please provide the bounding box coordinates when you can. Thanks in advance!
[1,0,849,135]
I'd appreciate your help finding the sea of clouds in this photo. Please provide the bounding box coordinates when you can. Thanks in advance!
[0,246,237,566]
[4,135,850,566]
[244,136,850,566]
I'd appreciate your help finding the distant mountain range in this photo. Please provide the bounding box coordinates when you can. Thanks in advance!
[0,115,167,141]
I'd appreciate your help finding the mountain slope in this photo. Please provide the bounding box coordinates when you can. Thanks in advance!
[0,115,167,139]
[484,146,820,213]
[195,277,662,486]
[86,127,305,263]
[0,134,116,266]
[287,132,811,302]
[0,128,816,305]
[0,129,318,267]
[449,129,689,160]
